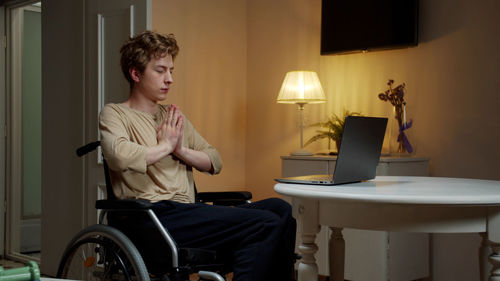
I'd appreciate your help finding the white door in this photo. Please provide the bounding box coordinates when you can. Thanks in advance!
[84,0,152,227]
[41,0,150,275]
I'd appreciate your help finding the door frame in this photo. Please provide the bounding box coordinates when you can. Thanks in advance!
[0,3,6,259]
[2,0,41,263]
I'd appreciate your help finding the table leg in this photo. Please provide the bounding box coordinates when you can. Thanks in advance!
[489,243,500,281]
[297,199,320,281]
[329,227,345,281]
[487,207,500,281]
[479,233,492,281]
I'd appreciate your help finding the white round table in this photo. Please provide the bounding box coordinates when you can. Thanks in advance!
[275,176,500,281]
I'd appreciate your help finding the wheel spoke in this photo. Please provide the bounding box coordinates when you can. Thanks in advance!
[57,225,149,281]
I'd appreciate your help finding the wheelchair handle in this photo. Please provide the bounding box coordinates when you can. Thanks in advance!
[76,141,100,157]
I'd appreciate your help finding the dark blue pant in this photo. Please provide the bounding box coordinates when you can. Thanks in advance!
[111,198,296,281]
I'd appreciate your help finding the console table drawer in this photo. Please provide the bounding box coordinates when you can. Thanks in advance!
[282,159,331,177]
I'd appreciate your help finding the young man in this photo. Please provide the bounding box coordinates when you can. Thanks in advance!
[99,31,296,281]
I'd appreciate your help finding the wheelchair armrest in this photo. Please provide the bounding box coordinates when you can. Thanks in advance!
[95,199,154,210]
[196,191,252,206]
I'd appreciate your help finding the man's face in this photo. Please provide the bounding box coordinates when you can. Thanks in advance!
[134,54,174,102]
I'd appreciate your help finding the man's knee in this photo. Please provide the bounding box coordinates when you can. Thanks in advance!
[256,197,293,218]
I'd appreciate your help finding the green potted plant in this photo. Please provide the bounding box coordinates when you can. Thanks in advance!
[305,109,361,153]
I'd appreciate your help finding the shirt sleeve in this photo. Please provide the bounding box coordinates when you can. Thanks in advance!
[184,118,223,175]
[99,105,148,173]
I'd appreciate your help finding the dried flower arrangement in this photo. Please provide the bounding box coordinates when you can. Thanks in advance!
[378,79,413,154]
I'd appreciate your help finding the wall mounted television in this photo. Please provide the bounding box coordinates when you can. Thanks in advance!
[321,0,419,55]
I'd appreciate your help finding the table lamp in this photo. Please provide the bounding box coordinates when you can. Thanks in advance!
[277,71,326,156]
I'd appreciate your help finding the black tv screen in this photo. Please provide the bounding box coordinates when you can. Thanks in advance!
[321,0,419,55]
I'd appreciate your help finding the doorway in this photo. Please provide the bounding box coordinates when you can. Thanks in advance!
[3,0,42,263]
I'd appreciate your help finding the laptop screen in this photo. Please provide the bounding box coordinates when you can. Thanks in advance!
[332,116,388,184]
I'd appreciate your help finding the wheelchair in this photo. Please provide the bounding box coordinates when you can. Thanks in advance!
[56,141,252,281]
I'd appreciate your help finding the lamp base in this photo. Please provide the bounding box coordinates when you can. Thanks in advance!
[290,148,313,156]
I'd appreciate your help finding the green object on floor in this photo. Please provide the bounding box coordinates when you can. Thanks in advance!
[0,261,40,281]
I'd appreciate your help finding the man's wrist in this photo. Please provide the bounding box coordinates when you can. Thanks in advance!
[173,146,186,159]
[147,141,174,165]
[159,141,175,156]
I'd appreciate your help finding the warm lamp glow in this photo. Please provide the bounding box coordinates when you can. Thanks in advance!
[277,71,326,104]
[277,71,326,156]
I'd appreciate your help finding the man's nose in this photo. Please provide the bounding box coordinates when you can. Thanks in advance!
[165,72,173,84]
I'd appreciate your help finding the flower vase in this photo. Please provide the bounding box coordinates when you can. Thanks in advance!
[389,106,415,156]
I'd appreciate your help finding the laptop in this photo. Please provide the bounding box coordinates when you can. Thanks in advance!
[275,116,388,185]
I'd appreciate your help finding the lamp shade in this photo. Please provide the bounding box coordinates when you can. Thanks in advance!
[276,71,326,104]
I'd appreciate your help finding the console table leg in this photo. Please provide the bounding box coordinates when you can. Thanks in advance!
[329,227,345,281]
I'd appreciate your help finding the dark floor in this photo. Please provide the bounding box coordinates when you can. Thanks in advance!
[0,258,26,269]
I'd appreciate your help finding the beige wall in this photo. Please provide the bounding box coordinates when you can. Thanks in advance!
[246,0,327,200]
[154,0,500,202]
[153,1,500,279]
[153,0,247,192]
[247,0,500,201]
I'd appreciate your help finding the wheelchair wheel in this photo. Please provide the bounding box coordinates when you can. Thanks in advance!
[57,224,150,281]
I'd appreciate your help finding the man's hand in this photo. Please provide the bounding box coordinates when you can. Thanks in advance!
[172,105,184,154]
[157,104,183,154]
[146,104,183,165]
[148,104,212,172]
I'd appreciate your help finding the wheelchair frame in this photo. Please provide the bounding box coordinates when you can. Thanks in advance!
[57,141,252,281]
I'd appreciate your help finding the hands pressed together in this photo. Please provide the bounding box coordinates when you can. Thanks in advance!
[145,104,183,165]
[157,104,184,155]
[146,104,212,172]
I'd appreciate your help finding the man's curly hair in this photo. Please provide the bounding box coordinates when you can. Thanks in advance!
[120,31,179,87]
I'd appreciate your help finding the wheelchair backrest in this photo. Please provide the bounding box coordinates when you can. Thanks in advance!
[76,141,117,200]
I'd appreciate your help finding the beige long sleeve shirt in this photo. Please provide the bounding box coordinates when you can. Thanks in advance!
[99,103,222,203]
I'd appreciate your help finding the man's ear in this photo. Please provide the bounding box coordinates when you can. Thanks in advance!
[129,67,141,83]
